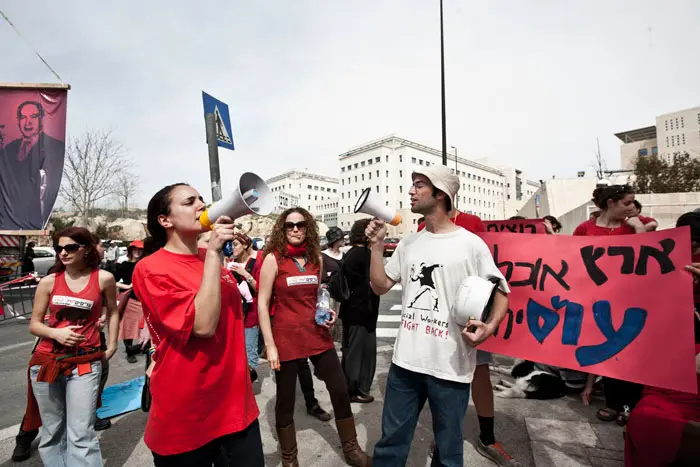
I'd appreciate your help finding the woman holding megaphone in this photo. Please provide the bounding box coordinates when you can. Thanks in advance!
[258,207,371,467]
[131,183,263,466]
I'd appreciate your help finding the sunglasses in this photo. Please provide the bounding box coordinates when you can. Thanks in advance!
[54,243,83,254]
[284,221,307,231]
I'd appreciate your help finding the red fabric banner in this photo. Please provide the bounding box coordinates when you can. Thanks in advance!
[485,219,546,234]
[478,228,697,394]
[0,87,68,230]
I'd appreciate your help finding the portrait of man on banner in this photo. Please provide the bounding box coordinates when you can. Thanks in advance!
[0,87,68,230]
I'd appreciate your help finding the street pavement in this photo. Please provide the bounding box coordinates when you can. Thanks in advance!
[0,286,626,466]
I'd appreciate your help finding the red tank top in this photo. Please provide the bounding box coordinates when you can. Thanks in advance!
[36,269,103,355]
[271,253,334,362]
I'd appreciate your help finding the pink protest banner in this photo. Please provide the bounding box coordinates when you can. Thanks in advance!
[485,219,545,234]
[0,84,69,230]
[478,228,697,394]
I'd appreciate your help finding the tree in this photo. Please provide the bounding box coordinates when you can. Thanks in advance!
[591,138,608,180]
[50,216,74,232]
[115,170,139,212]
[633,152,700,194]
[95,223,108,239]
[60,129,129,226]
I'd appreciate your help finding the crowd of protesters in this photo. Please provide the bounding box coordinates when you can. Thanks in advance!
[7,171,700,467]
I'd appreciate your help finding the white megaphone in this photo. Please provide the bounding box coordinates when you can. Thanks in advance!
[354,187,402,226]
[199,172,273,229]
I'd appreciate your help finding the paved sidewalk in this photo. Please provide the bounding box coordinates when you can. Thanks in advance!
[0,346,626,466]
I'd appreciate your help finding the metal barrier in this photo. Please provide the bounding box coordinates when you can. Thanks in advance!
[0,273,39,321]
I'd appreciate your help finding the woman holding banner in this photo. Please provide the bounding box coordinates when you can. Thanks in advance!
[131,184,263,466]
[624,210,700,467]
[574,184,645,423]
[257,207,371,467]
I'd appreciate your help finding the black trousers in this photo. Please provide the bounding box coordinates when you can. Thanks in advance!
[341,323,377,396]
[152,419,264,467]
[603,377,643,413]
[275,349,352,428]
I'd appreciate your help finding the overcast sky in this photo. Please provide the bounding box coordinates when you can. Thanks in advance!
[2,1,699,207]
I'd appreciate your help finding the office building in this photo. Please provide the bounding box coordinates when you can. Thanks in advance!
[337,135,540,237]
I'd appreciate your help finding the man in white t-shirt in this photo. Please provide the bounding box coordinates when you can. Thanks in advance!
[366,164,510,467]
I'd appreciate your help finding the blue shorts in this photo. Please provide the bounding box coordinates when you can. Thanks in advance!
[476,350,492,366]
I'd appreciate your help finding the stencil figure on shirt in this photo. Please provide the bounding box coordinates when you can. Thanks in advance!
[408,262,443,311]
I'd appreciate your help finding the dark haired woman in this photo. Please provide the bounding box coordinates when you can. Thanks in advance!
[340,219,380,404]
[258,207,371,466]
[228,232,261,382]
[116,240,144,364]
[574,184,644,423]
[542,215,562,234]
[131,183,263,466]
[27,227,119,466]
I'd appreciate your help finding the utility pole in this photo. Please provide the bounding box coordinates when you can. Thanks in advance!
[440,0,447,166]
[205,113,222,202]
[451,145,459,208]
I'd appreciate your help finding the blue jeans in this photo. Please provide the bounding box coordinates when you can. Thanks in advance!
[30,360,103,467]
[373,364,471,467]
[244,326,259,370]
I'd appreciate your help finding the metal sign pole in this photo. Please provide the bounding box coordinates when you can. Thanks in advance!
[205,113,222,202]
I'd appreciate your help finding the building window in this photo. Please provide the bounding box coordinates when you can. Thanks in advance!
[419,159,424,166]
[385,201,389,206]
[682,134,686,145]
[386,170,389,177]
[341,193,344,199]
[368,159,373,165]
[399,186,403,193]
[666,137,669,147]
[354,163,358,169]
[361,161,365,167]
[681,116,685,128]
[307,185,312,189]
[399,201,403,209]
[341,167,345,172]
[638,148,648,157]
[333,189,337,193]
[361,174,365,181]
[376,170,379,177]
[399,154,403,162]
[385,155,389,162]
[399,170,403,177]
[341,207,344,214]
[308,195,311,200]
[412,157,417,164]
[341,179,344,186]
[385,186,389,193]
[368,173,372,180]
[376,186,379,193]
[355,176,358,182]
[355,190,358,196]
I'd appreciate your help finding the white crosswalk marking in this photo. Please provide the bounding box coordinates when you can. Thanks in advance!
[376,287,403,339]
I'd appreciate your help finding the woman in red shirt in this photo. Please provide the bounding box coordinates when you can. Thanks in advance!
[131,183,262,466]
[575,184,646,423]
[27,227,120,467]
[258,207,371,467]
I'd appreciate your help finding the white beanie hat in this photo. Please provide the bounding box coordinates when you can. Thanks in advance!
[412,164,460,208]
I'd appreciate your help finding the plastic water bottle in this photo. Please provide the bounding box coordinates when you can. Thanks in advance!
[315,285,331,325]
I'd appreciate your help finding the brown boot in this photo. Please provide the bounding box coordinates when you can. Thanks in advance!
[335,417,372,467]
[276,423,299,467]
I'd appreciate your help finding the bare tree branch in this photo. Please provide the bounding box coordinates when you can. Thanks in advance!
[60,129,128,226]
[591,138,608,180]
[115,170,139,212]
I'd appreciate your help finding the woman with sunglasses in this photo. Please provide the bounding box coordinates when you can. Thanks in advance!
[258,207,371,467]
[26,227,120,467]
[574,184,645,424]
[131,183,263,466]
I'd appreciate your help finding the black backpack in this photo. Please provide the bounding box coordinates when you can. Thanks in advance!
[327,259,350,302]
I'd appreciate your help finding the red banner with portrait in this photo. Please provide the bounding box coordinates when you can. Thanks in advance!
[0,84,68,230]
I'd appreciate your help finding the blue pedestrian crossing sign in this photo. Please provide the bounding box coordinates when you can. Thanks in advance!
[202,91,235,150]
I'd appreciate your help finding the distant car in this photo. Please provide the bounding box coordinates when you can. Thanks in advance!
[384,238,399,257]
[33,247,57,276]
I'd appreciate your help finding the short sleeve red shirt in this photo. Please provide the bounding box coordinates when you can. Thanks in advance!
[639,215,657,225]
[132,248,259,456]
[573,218,636,237]
[418,211,486,234]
